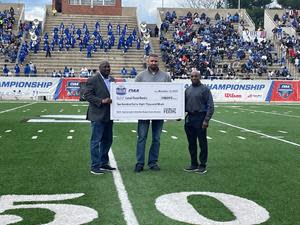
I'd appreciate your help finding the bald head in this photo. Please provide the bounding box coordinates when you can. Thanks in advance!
[99,61,111,78]
[190,70,201,86]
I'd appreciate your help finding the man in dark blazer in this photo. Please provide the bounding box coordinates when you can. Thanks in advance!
[84,61,116,175]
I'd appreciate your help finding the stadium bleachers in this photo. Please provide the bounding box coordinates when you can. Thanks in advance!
[2,5,145,77]
[0,3,24,75]
[153,7,299,80]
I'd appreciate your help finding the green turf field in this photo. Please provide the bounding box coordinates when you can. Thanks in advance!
[0,101,299,225]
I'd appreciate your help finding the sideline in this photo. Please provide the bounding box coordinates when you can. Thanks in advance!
[109,149,139,225]
[212,119,300,147]
[0,102,37,114]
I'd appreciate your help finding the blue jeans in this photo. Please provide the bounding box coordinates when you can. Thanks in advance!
[136,120,164,167]
[90,120,113,170]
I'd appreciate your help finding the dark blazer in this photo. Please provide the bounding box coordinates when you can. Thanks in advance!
[84,73,115,122]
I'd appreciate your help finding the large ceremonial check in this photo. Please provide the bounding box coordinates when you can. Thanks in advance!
[111,82,185,120]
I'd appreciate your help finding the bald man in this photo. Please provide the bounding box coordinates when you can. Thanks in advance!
[84,61,115,175]
[184,70,214,174]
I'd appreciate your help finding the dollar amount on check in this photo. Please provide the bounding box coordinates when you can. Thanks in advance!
[111,82,185,120]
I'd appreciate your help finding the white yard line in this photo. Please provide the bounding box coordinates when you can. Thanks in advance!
[237,108,300,119]
[0,102,36,114]
[237,136,246,140]
[278,130,288,134]
[212,119,300,147]
[109,149,139,225]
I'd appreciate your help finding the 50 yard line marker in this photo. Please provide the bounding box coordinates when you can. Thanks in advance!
[109,149,139,225]
[0,102,36,114]
[212,119,300,147]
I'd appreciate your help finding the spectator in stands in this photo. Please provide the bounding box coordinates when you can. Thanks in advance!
[32,65,37,76]
[80,67,89,77]
[45,44,51,57]
[52,70,57,77]
[24,64,30,76]
[64,66,70,77]
[2,64,9,76]
[70,68,75,77]
[14,64,20,76]
[154,25,159,37]
[120,67,127,76]
[130,67,137,78]
[29,62,35,75]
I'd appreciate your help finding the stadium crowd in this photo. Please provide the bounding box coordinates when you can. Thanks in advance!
[1,6,299,79]
[159,10,295,80]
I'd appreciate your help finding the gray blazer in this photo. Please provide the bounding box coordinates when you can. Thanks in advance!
[84,73,114,122]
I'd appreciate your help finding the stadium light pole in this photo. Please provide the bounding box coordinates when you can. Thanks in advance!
[162,0,164,9]
[238,0,240,9]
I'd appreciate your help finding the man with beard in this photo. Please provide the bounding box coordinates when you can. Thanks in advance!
[184,70,214,174]
[84,61,116,175]
[134,53,171,172]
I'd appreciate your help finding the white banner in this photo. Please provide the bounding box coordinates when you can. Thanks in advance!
[111,82,185,120]
[0,77,61,100]
[173,79,273,102]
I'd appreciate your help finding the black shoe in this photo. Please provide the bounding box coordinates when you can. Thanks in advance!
[90,168,105,175]
[100,165,116,171]
[184,165,198,172]
[196,166,207,174]
[134,164,143,172]
[149,165,160,171]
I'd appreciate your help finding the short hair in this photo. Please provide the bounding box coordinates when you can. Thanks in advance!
[191,70,201,77]
[148,53,159,58]
[99,61,110,69]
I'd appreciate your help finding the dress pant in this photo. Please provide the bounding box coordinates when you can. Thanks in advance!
[184,113,208,168]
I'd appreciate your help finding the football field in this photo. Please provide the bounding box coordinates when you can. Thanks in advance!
[0,101,299,225]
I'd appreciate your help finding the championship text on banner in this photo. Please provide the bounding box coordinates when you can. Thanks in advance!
[110,82,185,120]
[0,77,61,100]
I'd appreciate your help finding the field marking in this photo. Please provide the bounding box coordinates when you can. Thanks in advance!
[131,130,137,133]
[219,130,227,133]
[207,136,212,140]
[237,136,246,140]
[261,136,284,139]
[67,136,73,140]
[28,119,89,123]
[37,130,43,133]
[0,102,36,114]
[109,149,139,225]
[171,136,178,139]
[278,130,288,134]
[238,109,300,118]
[5,130,12,133]
[32,136,38,140]
[212,119,300,147]
[162,130,167,133]
[69,130,75,133]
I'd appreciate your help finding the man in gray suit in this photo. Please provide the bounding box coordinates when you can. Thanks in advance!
[84,61,116,175]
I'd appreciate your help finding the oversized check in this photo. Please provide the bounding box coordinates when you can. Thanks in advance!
[111,82,185,120]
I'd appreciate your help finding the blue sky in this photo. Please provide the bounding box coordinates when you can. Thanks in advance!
[1,0,181,23]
